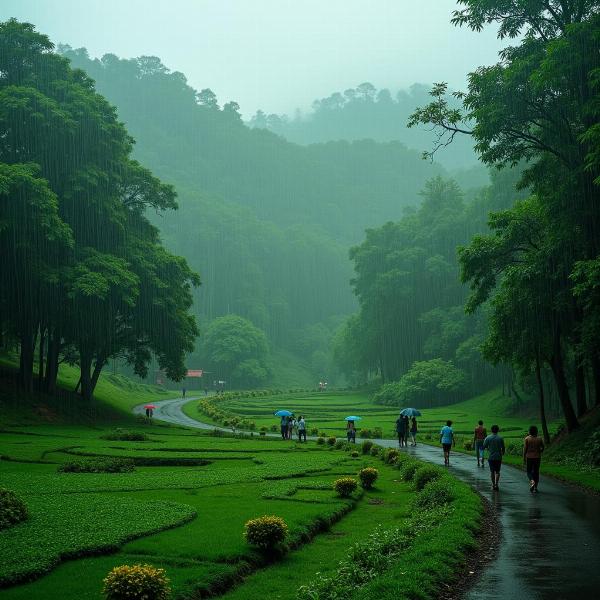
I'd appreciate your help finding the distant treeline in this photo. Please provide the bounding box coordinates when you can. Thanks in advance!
[249,82,478,170]
[0,20,199,400]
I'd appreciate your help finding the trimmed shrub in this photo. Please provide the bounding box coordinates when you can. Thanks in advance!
[463,440,473,451]
[400,461,420,482]
[334,439,345,450]
[359,428,372,438]
[383,448,399,464]
[316,437,326,446]
[351,450,359,458]
[244,515,287,549]
[358,467,379,490]
[310,427,320,436]
[101,430,148,442]
[333,477,358,498]
[361,440,373,454]
[414,478,455,509]
[413,465,443,491]
[327,437,337,447]
[0,489,28,530]
[58,458,135,473]
[369,445,381,457]
[373,427,383,438]
[103,563,170,600]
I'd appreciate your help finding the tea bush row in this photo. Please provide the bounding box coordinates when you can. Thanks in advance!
[58,457,135,473]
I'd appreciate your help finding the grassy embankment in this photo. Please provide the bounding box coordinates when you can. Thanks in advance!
[1,368,482,600]
[188,388,600,492]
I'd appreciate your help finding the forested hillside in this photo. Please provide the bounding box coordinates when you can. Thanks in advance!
[60,47,453,385]
[249,82,481,171]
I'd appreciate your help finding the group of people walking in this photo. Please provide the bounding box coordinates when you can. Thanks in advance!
[280,414,306,442]
[395,414,418,447]
[439,419,545,492]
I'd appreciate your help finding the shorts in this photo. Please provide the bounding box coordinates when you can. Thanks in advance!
[475,440,484,455]
[442,443,452,452]
[488,459,502,473]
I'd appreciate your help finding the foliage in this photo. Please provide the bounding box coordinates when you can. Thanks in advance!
[316,437,326,446]
[413,464,443,491]
[382,448,399,464]
[413,478,455,509]
[358,468,379,490]
[243,516,288,549]
[333,477,358,498]
[327,436,337,446]
[101,430,148,442]
[369,445,380,457]
[373,359,466,408]
[361,440,373,454]
[103,564,171,600]
[0,488,28,530]
[400,461,420,482]
[57,458,136,473]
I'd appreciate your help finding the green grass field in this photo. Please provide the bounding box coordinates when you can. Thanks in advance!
[187,388,600,491]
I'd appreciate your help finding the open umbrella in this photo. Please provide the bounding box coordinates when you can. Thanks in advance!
[144,404,157,409]
[344,416,362,421]
[274,410,293,417]
[400,408,421,417]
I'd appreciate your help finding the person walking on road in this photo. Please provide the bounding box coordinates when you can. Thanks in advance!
[473,420,487,467]
[396,415,407,448]
[280,415,288,440]
[483,425,505,491]
[440,420,455,466]
[346,419,356,443]
[287,415,295,440]
[297,415,306,442]
[182,387,186,399]
[523,425,545,493]
[409,417,418,446]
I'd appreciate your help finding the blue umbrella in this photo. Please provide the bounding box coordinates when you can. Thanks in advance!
[274,410,293,417]
[400,408,421,417]
[345,416,362,421]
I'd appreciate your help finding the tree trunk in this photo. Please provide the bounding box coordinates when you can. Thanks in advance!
[575,364,587,417]
[90,355,106,395]
[44,333,60,395]
[549,330,579,432]
[79,350,93,402]
[591,355,600,407]
[19,326,37,393]
[535,354,550,444]
[38,326,46,390]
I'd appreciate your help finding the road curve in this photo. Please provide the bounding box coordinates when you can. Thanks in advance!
[134,397,600,600]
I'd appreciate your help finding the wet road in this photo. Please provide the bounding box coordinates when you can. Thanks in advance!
[134,398,600,599]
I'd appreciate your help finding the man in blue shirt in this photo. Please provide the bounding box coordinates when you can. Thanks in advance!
[483,424,506,490]
[439,420,455,466]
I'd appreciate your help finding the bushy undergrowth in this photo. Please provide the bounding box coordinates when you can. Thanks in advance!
[361,440,373,455]
[413,464,443,491]
[333,477,358,498]
[382,448,398,464]
[327,437,337,447]
[58,457,135,473]
[0,488,28,530]
[244,515,288,549]
[101,429,148,442]
[399,460,420,482]
[103,563,171,600]
[414,478,455,509]
[358,467,379,490]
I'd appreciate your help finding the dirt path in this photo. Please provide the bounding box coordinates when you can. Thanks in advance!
[134,397,600,599]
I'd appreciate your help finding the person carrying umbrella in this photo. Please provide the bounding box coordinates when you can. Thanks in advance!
[144,404,156,418]
[275,410,292,440]
[345,416,360,443]
[395,415,406,448]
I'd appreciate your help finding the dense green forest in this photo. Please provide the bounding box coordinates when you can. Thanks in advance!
[0,20,198,400]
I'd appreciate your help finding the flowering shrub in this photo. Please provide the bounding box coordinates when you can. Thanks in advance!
[369,445,380,457]
[359,428,372,438]
[358,467,379,490]
[0,489,28,530]
[351,450,359,458]
[310,427,320,436]
[361,440,373,455]
[103,563,170,600]
[333,477,358,497]
[244,515,287,549]
[400,461,420,482]
[413,465,442,491]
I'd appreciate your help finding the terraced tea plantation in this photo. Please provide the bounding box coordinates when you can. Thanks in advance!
[0,420,481,599]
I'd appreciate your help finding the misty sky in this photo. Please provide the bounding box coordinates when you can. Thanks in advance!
[1,0,505,117]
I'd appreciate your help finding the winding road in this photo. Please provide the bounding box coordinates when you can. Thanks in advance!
[134,397,600,599]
